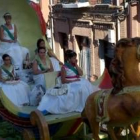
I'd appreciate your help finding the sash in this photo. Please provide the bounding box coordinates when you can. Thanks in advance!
[35,56,50,71]
[1,65,14,79]
[1,25,15,40]
[64,62,78,75]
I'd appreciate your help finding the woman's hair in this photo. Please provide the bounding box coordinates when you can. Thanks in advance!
[2,54,10,60]
[65,50,77,61]
[37,38,45,48]
[3,12,12,19]
[37,47,46,53]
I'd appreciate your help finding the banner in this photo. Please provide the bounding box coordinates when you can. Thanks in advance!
[29,1,46,35]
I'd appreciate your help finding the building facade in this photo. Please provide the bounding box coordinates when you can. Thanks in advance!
[52,0,123,78]
[52,0,140,78]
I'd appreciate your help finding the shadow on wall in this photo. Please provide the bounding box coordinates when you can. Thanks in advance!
[0,0,42,58]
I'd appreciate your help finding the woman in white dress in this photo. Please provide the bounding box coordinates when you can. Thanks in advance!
[0,54,30,107]
[35,38,63,71]
[0,13,29,69]
[37,50,100,114]
[32,47,53,89]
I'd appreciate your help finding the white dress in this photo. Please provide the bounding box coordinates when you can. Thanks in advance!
[0,66,30,107]
[37,65,100,114]
[33,57,50,90]
[0,24,29,69]
[50,57,61,71]
[33,65,46,89]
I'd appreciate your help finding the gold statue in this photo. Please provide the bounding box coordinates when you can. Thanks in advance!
[82,37,140,140]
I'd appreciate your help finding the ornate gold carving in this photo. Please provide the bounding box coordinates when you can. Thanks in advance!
[93,23,114,29]
[91,14,113,22]
[72,20,91,28]
[30,110,50,140]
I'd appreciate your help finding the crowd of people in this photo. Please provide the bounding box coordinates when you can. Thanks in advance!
[0,12,100,114]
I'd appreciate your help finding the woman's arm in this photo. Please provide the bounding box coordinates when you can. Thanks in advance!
[0,26,13,43]
[0,69,6,82]
[61,66,80,84]
[75,63,83,76]
[32,61,45,75]
[48,50,63,65]
[14,24,17,42]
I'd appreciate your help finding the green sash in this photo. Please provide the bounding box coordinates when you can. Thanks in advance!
[1,65,14,79]
[35,56,50,71]
[64,62,78,75]
[1,25,15,40]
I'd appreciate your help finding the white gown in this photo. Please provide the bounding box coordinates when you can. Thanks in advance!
[33,65,46,90]
[0,66,30,107]
[33,57,50,90]
[37,65,100,114]
[50,57,61,71]
[0,24,29,69]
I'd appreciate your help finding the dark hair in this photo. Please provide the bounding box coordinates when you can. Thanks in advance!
[2,54,10,60]
[3,12,12,19]
[65,50,77,61]
[37,47,46,53]
[37,39,45,48]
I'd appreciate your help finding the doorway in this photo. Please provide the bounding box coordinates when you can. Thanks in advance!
[75,35,91,79]
[58,32,68,62]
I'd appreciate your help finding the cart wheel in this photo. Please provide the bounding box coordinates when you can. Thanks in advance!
[30,110,50,140]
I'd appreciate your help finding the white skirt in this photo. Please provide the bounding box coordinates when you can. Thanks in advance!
[0,42,29,69]
[37,78,100,114]
[0,80,30,107]
[33,73,46,90]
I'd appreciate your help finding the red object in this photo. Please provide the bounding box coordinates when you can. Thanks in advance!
[0,106,32,127]
[29,1,46,35]
[99,68,113,89]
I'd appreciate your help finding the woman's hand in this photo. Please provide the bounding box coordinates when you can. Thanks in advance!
[8,40,14,43]
[59,61,63,65]
[3,78,11,82]
[43,68,51,73]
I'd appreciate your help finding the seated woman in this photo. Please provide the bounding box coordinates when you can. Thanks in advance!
[35,38,63,71]
[32,47,53,90]
[0,54,30,107]
[0,13,29,70]
[37,50,100,114]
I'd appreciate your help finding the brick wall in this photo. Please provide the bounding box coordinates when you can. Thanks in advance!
[138,5,140,36]
[120,20,127,39]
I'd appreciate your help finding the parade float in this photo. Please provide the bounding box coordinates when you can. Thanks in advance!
[0,0,115,140]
